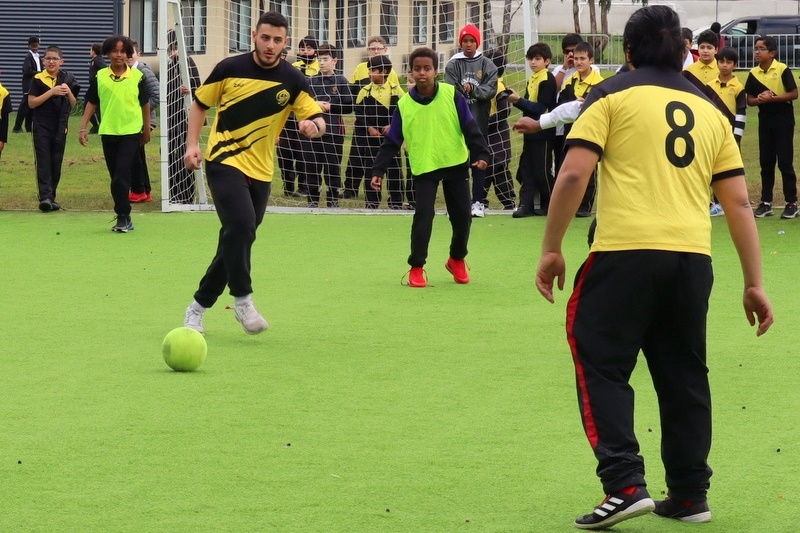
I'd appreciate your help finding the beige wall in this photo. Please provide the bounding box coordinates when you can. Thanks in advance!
[132,0,486,81]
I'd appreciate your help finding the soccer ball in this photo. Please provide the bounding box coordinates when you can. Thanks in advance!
[162,327,207,372]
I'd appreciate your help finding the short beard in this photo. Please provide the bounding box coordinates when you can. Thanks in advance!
[253,50,281,69]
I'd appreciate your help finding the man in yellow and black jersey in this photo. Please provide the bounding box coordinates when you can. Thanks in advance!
[744,36,799,219]
[181,11,325,336]
[535,6,773,530]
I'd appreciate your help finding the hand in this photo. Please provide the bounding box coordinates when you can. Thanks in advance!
[53,83,70,96]
[563,51,574,69]
[298,119,321,138]
[462,82,472,94]
[141,128,151,145]
[370,176,382,190]
[757,90,774,103]
[535,251,566,303]
[513,117,542,134]
[743,286,773,336]
[506,89,521,104]
[180,85,191,96]
[381,125,391,136]
[368,126,382,137]
[184,145,203,170]
[0,140,4,152]
[471,159,488,171]
[78,130,89,147]
[317,101,331,112]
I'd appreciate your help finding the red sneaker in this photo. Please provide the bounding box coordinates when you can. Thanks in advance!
[129,191,148,203]
[407,267,427,288]
[445,258,469,284]
[143,193,153,202]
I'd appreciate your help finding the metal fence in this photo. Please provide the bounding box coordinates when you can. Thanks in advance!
[721,33,800,70]
[500,32,800,73]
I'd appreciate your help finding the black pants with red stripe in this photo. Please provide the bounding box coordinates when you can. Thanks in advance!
[193,161,271,308]
[567,250,713,501]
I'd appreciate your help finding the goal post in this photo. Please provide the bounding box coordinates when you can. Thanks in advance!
[158,0,211,212]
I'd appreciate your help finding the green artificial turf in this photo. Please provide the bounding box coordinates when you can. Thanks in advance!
[0,212,797,532]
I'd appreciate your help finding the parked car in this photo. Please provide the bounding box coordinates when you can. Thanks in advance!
[719,16,800,68]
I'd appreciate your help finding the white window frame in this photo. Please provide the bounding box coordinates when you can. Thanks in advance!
[229,0,253,52]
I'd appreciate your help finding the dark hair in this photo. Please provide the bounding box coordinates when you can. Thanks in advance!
[573,41,594,59]
[756,36,777,52]
[623,5,683,71]
[298,35,318,50]
[526,43,552,61]
[710,22,722,34]
[317,44,337,59]
[717,46,738,64]
[28,36,39,46]
[257,11,289,30]
[696,29,718,48]
[44,45,63,58]
[681,27,693,42]
[101,35,134,58]
[408,47,438,71]
[91,42,103,55]
[561,33,582,52]
[368,54,392,73]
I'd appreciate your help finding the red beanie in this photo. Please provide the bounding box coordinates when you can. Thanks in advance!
[459,24,481,48]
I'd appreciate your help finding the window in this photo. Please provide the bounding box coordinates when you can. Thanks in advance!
[438,1,454,43]
[181,0,207,53]
[129,0,158,54]
[229,0,252,52]
[413,1,428,44]
[309,0,330,44]
[270,0,293,23]
[347,0,367,48]
[466,2,480,26]
[380,1,398,46]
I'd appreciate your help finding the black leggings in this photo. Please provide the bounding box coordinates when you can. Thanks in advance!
[193,161,271,308]
[408,177,471,267]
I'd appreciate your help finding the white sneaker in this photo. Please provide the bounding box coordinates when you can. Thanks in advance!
[234,299,269,335]
[184,304,205,335]
[471,201,485,218]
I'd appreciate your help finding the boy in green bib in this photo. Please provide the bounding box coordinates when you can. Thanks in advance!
[370,47,489,288]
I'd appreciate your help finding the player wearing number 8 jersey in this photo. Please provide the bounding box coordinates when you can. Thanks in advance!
[534,6,773,530]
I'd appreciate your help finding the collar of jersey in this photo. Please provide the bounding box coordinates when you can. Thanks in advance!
[107,66,132,80]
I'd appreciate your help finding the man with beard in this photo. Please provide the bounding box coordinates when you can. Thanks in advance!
[181,12,325,335]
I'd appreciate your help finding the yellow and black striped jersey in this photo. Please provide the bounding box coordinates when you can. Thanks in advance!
[567,66,743,256]
[195,53,323,181]
[744,59,797,124]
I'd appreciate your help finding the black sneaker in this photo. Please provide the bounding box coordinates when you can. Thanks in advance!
[574,485,655,530]
[652,497,711,523]
[512,206,535,218]
[38,199,54,212]
[754,202,774,218]
[111,215,134,233]
[781,202,798,219]
[50,201,61,211]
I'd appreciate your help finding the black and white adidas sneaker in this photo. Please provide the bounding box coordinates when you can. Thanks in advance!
[574,485,655,530]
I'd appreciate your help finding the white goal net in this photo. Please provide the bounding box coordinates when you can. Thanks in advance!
[157,0,621,212]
